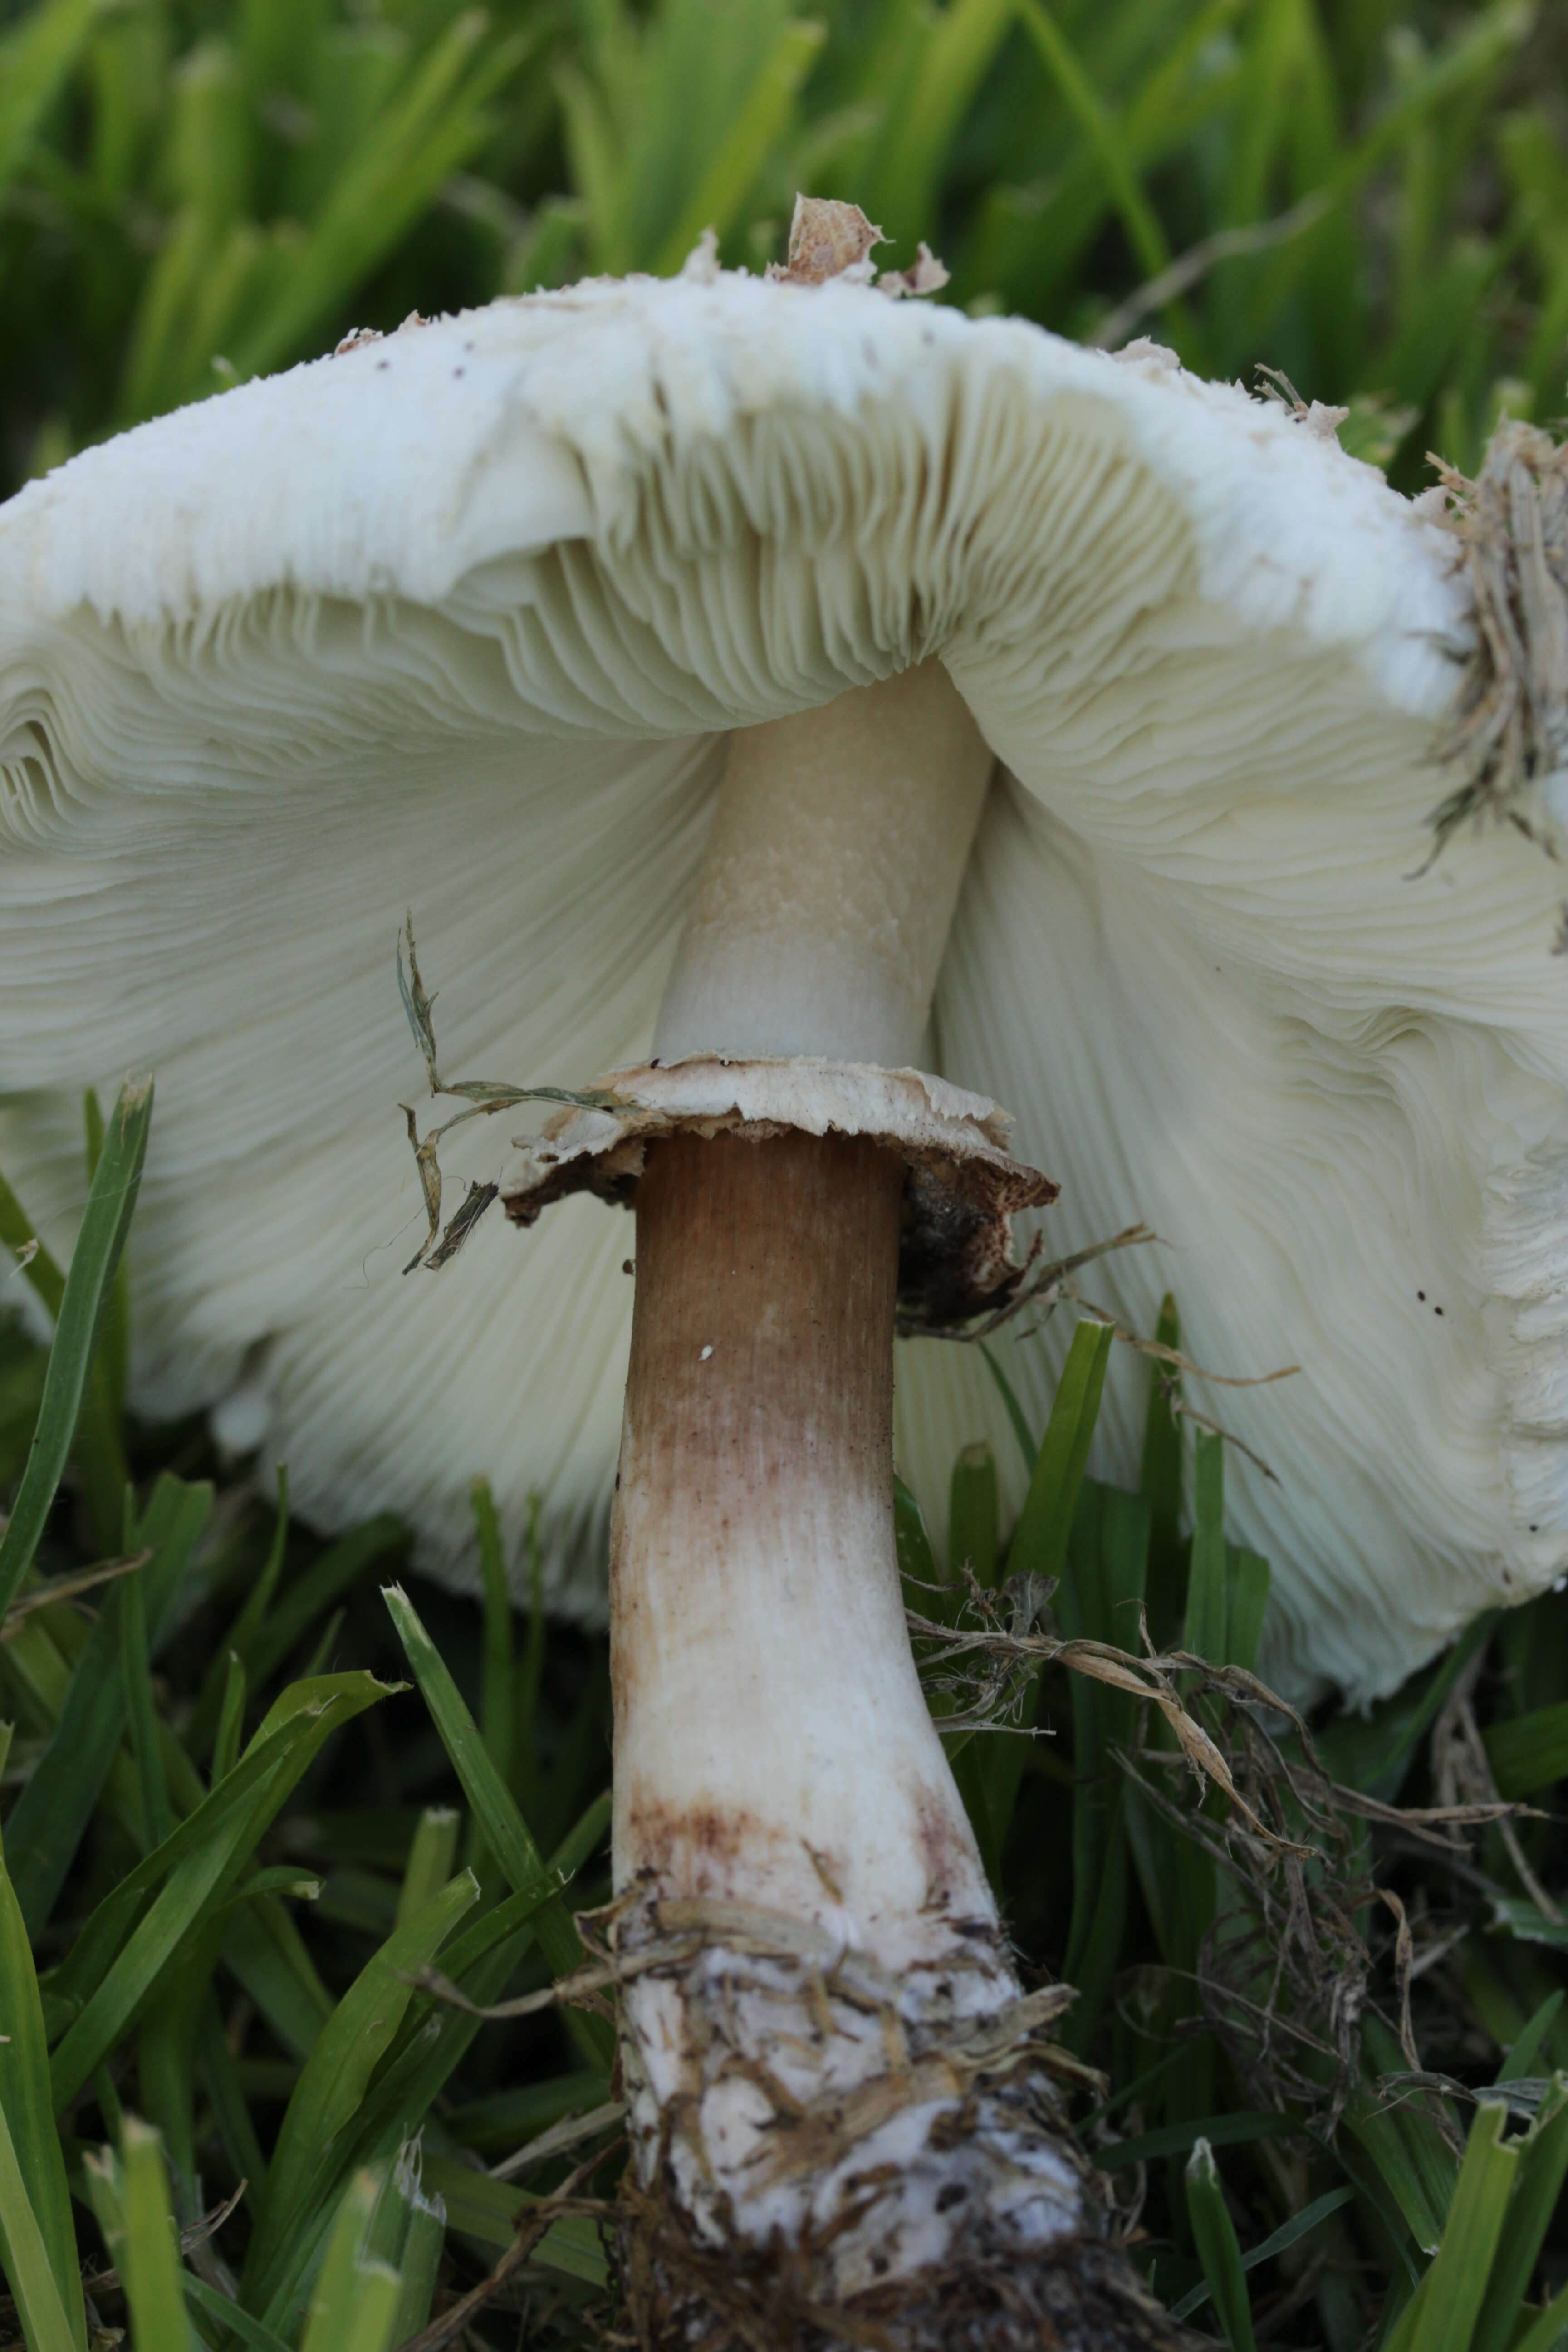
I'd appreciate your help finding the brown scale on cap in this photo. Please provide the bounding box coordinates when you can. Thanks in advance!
[770,194,883,285]
[768,192,951,299]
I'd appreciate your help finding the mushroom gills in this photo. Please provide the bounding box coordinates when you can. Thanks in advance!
[608,666,1172,2344]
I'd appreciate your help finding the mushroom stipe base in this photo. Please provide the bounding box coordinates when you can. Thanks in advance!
[609,1891,1188,2352]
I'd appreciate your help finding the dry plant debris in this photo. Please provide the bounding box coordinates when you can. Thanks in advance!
[908,1574,1531,2141]
[1430,422,1568,877]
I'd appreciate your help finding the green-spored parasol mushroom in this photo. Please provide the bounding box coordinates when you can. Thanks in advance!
[2,200,1566,2339]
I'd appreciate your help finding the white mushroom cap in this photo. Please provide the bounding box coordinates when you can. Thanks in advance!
[2,269,1563,1704]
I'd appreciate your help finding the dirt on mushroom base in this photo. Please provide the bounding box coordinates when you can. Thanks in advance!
[620,2173,1189,2352]
[569,1895,1193,2352]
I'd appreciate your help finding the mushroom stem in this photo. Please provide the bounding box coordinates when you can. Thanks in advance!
[612,1130,1091,2322]
[612,1128,993,1955]
[653,660,994,1066]
[607,670,1170,2342]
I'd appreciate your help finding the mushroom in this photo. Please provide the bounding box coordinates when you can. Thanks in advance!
[2,213,1566,2336]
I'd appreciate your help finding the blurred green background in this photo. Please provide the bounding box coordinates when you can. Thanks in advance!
[2,0,1564,504]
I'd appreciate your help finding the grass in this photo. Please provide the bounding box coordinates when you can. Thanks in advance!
[2,0,1568,2343]
[2,0,1566,494]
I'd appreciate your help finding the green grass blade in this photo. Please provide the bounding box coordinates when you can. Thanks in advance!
[0,1171,65,1317]
[1509,2282,1568,2352]
[410,1864,584,1995]
[299,1605,347,1683]
[88,2118,196,2352]
[120,1562,172,1852]
[1484,1701,1568,1799]
[512,1495,547,1816]
[7,1473,211,1932]
[978,1341,1038,1475]
[381,1584,585,1983]
[470,1474,511,1880]
[49,1671,386,2014]
[50,1675,393,2105]
[1009,1319,1117,1592]
[446,2070,613,2155]
[1383,2100,1515,2352]
[228,20,524,386]
[1318,1612,1498,1802]
[1183,1429,1227,1664]
[211,1651,247,1783]
[196,1987,269,2204]
[136,1915,230,2222]
[201,1467,293,1712]
[1184,2137,1257,2352]
[245,1517,409,1691]
[980,1318,1115,1849]
[298,2169,401,2352]
[0,1077,152,1619]
[0,0,102,206]
[397,1807,461,1927]
[190,1466,290,1753]
[895,1474,946,1620]
[49,1094,130,1556]
[51,1801,291,2110]
[1139,1292,1185,1632]
[1058,1482,1148,2048]
[367,2140,445,2342]
[221,1894,334,2063]
[1349,2024,1460,2257]
[185,2273,292,2352]
[81,1088,129,1421]
[419,2152,608,2286]
[1470,2082,1568,2352]
[389,2185,445,2342]
[1016,0,1170,280]
[0,1820,85,2348]
[134,1473,216,1656]
[7,1477,211,1938]
[948,1442,999,1588]
[652,18,824,274]
[66,1378,128,1563]
[1168,2185,1355,2323]
[472,1477,513,1782]
[243,1871,478,2295]
[1498,1995,1567,2083]
[1225,1546,1270,1675]
[269,1809,613,2314]
[858,0,1014,237]
[1247,1,1533,356]
[8,1600,127,1939]
[0,2090,81,2352]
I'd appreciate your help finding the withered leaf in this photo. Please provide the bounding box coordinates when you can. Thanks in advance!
[423,1180,499,1270]
[397,912,441,1094]
[1430,423,1568,867]
[441,1079,622,1111]
[400,1104,442,1274]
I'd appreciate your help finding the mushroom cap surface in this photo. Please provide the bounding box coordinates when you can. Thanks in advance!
[1,267,1563,1705]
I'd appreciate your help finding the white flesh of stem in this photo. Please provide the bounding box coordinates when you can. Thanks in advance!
[652,660,995,1066]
